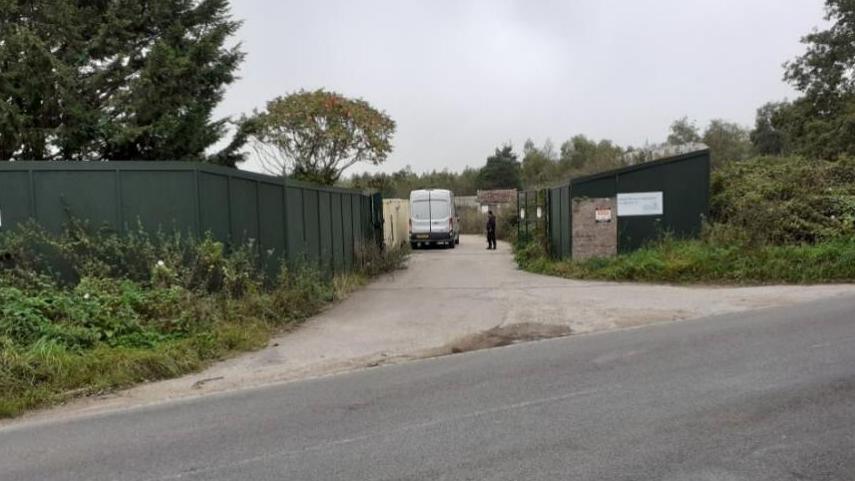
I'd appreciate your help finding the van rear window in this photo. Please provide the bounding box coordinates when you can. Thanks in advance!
[411,199,450,219]
[411,200,431,220]
[430,200,450,218]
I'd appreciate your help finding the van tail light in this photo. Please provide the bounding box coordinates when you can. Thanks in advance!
[449,218,453,231]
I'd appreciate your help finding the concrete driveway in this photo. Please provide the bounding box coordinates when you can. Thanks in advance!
[11,235,855,423]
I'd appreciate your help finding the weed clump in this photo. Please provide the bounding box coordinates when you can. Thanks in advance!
[0,222,407,417]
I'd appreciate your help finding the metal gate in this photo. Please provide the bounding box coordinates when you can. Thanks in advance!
[516,189,549,246]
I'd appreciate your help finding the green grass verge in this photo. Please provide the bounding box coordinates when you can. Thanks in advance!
[515,236,855,285]
[0,281,354,418]
[0,223,408,418]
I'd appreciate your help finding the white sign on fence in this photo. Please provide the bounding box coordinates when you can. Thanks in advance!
[617,192,663,216]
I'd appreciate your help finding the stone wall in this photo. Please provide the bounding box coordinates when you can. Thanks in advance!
[571,197,617,260]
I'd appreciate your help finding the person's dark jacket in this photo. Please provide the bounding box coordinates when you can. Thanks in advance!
[486,214,496,233]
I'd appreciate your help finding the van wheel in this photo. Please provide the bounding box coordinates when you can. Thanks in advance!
[410,242,417,250]
[449,240,456,249]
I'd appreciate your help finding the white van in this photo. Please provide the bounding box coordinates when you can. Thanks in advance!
[409,189,460,248]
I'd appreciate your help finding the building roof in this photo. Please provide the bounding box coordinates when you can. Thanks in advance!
[570,149,710,185]
[477,189,517,204]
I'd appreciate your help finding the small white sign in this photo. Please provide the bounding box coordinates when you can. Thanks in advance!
[536,207,542,219]
[617,192,663,216]
[595,208,612,223]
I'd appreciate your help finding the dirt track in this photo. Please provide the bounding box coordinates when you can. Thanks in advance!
[11,235,855,424]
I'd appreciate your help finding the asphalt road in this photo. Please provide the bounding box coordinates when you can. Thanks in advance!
[3,296,855,480]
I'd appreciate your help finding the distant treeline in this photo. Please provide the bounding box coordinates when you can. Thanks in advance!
[344,118,755,197]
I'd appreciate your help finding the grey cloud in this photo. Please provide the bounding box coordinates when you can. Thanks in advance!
[216,0,827,175]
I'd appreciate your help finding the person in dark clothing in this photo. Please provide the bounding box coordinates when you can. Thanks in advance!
[486,210,497,250]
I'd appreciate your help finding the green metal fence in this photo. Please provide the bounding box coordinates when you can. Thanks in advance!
[516,189,549,246]
[0,162,382,271]
[534,150,711,258]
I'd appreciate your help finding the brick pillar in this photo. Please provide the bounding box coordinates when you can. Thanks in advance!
[572,197,617,260]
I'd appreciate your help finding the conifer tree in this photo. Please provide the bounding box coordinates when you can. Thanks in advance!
[0,0,244,162]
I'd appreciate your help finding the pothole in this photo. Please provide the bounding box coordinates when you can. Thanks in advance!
[431,323,573,356]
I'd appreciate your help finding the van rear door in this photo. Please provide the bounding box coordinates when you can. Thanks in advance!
[429,197,451,233]
[410,198,432,237]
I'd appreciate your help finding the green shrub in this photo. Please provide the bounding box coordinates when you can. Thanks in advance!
[0,223,407,417]
[711,156,855,244]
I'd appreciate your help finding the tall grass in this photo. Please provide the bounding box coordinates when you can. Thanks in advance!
[516,232,855,285]
[0,222,408,417]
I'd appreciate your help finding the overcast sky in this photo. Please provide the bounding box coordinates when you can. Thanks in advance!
[216,0,828,175]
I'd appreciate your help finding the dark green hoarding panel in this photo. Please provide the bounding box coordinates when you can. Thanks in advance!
[351,193,362,260]
[198,172,230,241]
[612,168,666,253]
[229,178,259,245]
[571,176,615,198]
[121,171,196,233]
[345,195,353,265]
[303,190,321,263]
[259,183,286,257]
[331,193,344,270]
[609,152,709,252]
[35,171,118,233]
[342,194,354,268]
[0,172,31,231]
[362,196,372,245]
[0,162,378,273]
[285,187,306,262]
[318,192,333,271]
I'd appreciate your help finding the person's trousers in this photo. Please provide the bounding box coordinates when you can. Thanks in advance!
[487,230,496,249]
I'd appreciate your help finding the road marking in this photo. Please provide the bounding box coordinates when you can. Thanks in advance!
[142,388,600,480]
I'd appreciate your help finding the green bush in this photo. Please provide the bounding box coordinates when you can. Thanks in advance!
[0,223,407,417]
[711,156,855,244]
